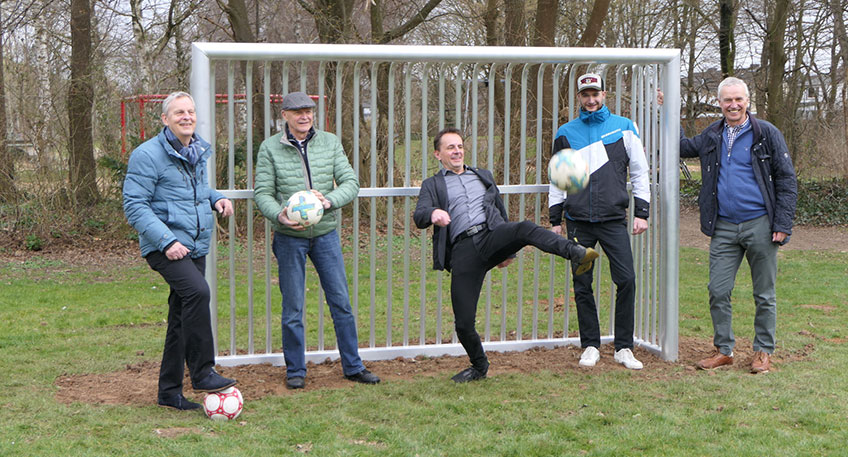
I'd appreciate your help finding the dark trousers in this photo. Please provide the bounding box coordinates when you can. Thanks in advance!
[146,251,215,397]
[450,220,577,370]
[565,219,635,351]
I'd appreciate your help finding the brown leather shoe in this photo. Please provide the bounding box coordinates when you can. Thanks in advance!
[751,351,771,373]
[696,351,733,370]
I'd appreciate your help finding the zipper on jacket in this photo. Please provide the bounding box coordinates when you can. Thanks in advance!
[178,159,201,243]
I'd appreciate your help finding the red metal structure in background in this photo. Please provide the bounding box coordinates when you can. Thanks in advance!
[120,93,326,159]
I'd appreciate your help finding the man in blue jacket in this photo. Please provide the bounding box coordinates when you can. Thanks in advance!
[678,77,797,374]
[548,73,651,370]
[124,91,236,411]
[415,128,598,382]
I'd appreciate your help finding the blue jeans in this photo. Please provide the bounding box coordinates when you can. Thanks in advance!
[272,230,365,378]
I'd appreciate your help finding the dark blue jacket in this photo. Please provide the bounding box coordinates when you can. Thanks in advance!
[680,112,797,241]
[413,167,508,271]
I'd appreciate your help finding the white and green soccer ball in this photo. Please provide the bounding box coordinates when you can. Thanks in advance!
[285,190,324,227]
[549,148,589,193]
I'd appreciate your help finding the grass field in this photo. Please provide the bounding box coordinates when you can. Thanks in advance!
[2,244,847,456]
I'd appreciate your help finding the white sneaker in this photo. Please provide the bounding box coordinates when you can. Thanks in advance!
[579,346,600,367]
[614,348,643,370]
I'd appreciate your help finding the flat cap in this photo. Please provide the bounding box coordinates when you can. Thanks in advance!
[281,92,316,110]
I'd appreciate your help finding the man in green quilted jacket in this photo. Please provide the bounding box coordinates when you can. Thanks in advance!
[254,92,380,390]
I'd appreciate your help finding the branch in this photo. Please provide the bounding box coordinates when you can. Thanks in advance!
[379,0,443,44]
[152,0,203,57]
[296,0,317,16]
[744,7,767,34]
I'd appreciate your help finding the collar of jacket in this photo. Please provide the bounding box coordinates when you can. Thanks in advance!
[158,128,211,162]
[280,124,316,148]
[579,104,610,124]
[709,110,762,142]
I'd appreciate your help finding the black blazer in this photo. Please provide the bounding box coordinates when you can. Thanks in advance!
[413,166,509,271]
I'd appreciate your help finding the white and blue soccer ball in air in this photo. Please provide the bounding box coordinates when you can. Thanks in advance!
[285,190,324,227]
[549,148,589,193]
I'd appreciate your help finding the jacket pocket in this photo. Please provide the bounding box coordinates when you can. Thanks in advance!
[165,201,176,226]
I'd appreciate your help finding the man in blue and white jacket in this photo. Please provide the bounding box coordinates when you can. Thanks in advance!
[123,91,237,411]
[548,73,651,370]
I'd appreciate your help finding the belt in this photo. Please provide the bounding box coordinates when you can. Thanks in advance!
[455,223,487,242]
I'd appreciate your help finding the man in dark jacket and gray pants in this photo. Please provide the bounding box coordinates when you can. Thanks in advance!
[414,127,598,383]
[678,77,797,374]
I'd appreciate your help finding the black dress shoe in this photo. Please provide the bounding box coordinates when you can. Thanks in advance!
[344,369,380,384]
[158,393,202,411]
[192,369,237,393]
[286,376,305,389]
[451,366,487,383]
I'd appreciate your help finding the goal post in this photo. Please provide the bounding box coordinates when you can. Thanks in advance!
[191,42,681,364]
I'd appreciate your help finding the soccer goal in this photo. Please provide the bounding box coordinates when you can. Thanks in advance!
[191,43,681,365]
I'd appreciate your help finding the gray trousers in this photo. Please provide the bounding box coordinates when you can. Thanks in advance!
[708,215,779,356]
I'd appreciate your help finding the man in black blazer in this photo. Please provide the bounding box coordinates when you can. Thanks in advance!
[414,127,599,382]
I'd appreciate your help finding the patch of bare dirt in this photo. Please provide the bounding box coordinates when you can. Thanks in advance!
[0,236,139,271]
[679,206,848,252]
[54,335,815,408]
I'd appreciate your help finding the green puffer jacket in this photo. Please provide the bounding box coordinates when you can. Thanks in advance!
[254,129,359,238]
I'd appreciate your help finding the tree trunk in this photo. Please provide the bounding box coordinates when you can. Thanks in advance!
[219,0,266,168]
[503,0,525,183]
[718,0,738,77]
[68,0,98,205]
[531,0,559,161]
[763,0,789,134]
[299,0,443,186]
[574,0,611,106]
[0,9,15,202]
[684,1,699,136]
[483,0,506,180]
[369,0,390,188]
[783,0,807,165]
[578,0,612,47]
[308,0,355,44]
[827,0,848,158]
[129,0,201,93]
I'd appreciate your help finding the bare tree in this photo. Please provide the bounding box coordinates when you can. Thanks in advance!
[368,0,443,186]
[762,0,790,133]
[0,1,13,202]
[675,0,704,136]
[297,0,355,44]
[289,0,444,186]
[578,0,612,47]
[68,0,98,204]
[217,0,266,160]
[828,0,848,141]
[718,0,738,77]
[531,0,559,153]
[127,0,202,92]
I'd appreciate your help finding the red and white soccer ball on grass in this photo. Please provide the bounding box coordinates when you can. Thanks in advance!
[203,387,243,421]
[549,148,590,193]
[285,190,324,227]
